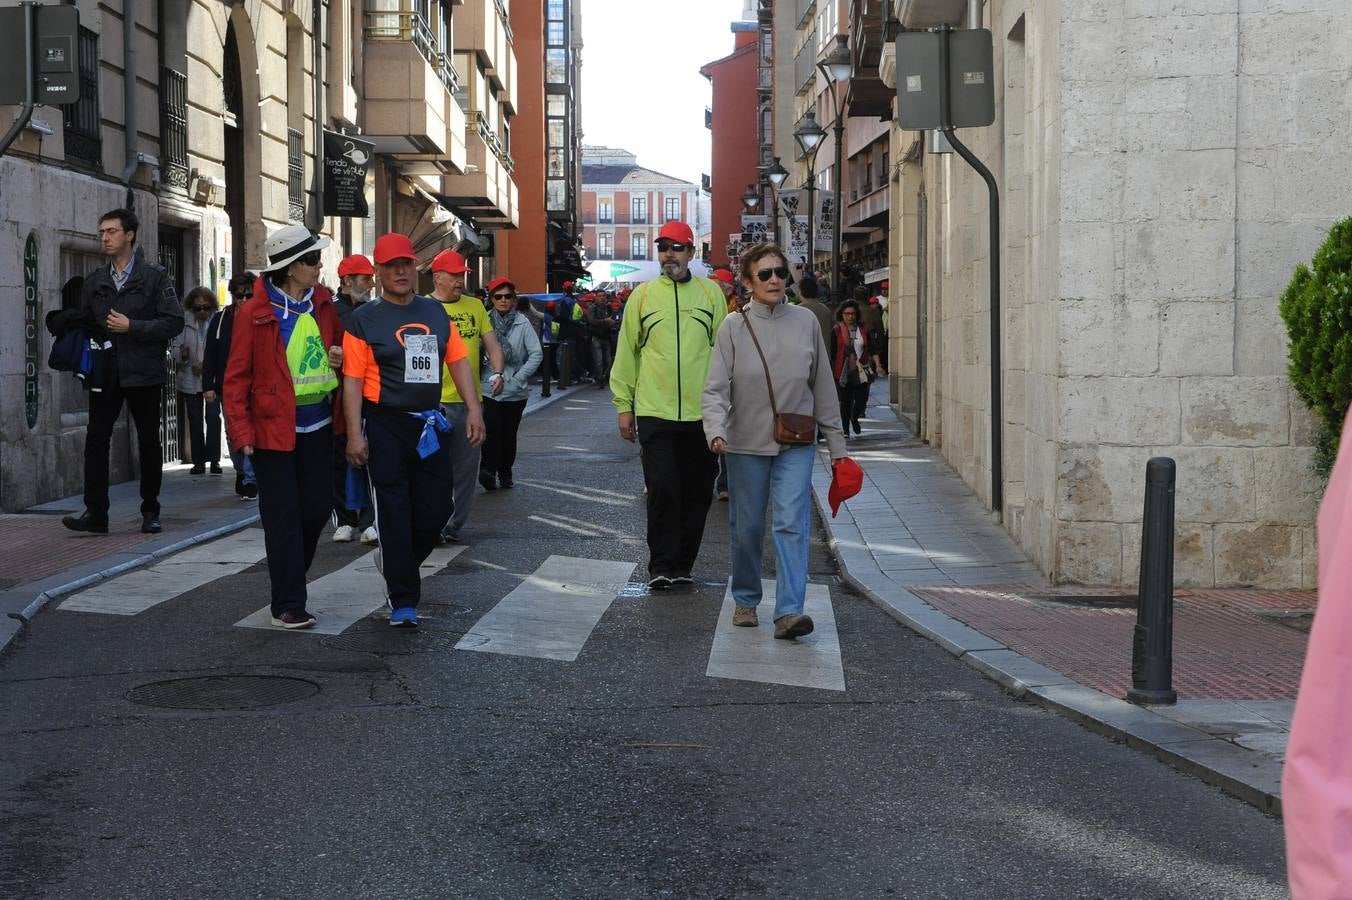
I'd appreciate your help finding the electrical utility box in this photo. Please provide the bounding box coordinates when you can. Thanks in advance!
[895,29,994,131]
[0,5,81,106]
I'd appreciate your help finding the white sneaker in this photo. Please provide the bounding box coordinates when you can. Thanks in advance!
[360,526,379,545]
[332,525,357,542]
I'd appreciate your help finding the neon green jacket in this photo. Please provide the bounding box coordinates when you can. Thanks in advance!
[610,274,728,422]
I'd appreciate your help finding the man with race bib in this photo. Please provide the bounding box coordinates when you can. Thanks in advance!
[341,234,486,628]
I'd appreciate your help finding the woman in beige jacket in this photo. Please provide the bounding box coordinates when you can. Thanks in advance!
[702,243,848,639]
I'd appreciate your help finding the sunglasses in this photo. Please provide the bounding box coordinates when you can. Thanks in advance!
[755,266,790,282]
[491,292,516,300]
[656,242,689,253]
[191,305,213,312]
[297,251,323,267]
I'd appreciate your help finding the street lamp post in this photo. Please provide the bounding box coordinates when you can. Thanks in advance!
[763,156,789,247]
[794,110,826,269]
[817,34,852,303]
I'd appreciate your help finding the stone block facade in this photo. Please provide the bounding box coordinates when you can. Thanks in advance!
[888,0,1347,588]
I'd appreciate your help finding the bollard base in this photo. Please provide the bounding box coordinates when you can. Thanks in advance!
[1127,687,1178,706]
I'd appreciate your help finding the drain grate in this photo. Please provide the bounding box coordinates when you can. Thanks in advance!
[1026,593,1138,610]
[127,675,319,710]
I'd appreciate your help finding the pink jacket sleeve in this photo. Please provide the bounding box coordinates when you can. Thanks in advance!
[1284,411,1352,898]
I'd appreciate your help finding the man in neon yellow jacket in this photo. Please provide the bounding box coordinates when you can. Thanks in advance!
[611,221,728,589]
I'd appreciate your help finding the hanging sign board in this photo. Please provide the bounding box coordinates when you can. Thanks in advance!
[322,130,374,217]
[24,233,40,429]
[895,29,995,131]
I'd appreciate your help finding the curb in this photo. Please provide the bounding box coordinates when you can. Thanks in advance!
[809,458,1284,817]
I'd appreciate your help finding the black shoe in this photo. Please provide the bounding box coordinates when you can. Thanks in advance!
[499,476,514,489]
[647,575,673,590]
[209,463,223,475]
[671,574,694,585]
[852,420,862,435]
[478,471,497,491]
[241,483,258,501]
[61,511,108,534]
[189,465,205,475]
[141,514,162,534]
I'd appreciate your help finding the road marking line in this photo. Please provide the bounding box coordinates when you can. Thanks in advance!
[705,581,846,692]
[235,545,467,634]
[455,555,636,661]
[58,529,269,615]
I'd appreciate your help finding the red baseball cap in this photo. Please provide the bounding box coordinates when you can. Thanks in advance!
[655,221,695,245]
[485,276,516,295]
[828,457,863,518]
[709,268,735,285]
[337,254,374,277]
[372,233,416,265]
[431,249,472,274]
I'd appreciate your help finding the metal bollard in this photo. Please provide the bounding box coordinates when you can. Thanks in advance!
[1128,457,1178,705]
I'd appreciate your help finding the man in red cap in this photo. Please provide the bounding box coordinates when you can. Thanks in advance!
[342,233,485,627]
[429,248,505,542]
[610,220,728,588]
[331,253,378,543]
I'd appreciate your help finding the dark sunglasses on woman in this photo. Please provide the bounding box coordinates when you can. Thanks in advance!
[491,292,516,300]
[297,251,322,267]
[191,304,213,312]
[755,266,790,282]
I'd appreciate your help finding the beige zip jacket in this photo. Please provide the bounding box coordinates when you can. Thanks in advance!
[702,300,847,459]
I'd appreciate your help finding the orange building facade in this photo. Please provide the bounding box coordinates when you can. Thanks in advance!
[699,23,761,268]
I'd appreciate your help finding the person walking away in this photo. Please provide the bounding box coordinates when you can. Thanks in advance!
[331,254,378,543]
[173,287,221,475]
[796,273,834,354]
[831,300,886,437]
[62,208,184,536]
[203,272,258,499]
[610,221,728,588]
[429,249,505,543]
[586,291,619,387]
[702,242,849,639]
[343,233,485,628]
[539,299,558,397]
[479,277,542,490]
[223,227,344,629]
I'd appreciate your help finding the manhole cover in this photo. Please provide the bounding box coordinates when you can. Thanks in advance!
[1027,593,1137,610]
[322,626,472,655]
[126,675,319,710]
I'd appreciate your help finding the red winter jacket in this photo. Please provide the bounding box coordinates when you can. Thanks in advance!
[831,322,873,382]
[224,277,345,452]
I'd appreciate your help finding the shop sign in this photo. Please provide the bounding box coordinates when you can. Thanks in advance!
[24,233,39,429]
[322,130,374,217]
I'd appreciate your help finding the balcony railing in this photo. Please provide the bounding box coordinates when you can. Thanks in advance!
[797,0,817,28]
[364,10,457,94]
[795,31,818,95]
[159,67,189,190]
[474,111,515,172]
[492,0,514,43]
[63,26,101,168]
[287,127,305,222]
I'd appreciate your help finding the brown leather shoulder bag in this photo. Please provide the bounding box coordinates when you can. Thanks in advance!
[738,308,816,446]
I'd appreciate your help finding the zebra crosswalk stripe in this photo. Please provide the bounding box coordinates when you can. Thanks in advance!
[705,580,846,692]
[234,545,467,634]
[58,529,269,616]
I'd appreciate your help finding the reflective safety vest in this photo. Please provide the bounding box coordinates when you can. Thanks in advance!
[285,311,338,406]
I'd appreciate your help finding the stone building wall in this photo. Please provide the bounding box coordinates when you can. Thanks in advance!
[893,0,1346,588]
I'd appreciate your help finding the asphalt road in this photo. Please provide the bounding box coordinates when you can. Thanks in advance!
[0,387,1288,898]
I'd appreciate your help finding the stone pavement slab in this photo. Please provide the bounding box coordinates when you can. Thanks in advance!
[812,384,1302,815]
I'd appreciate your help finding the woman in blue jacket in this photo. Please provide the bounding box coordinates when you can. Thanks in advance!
[479,277,543,490]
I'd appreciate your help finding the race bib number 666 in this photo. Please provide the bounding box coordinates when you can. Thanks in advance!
[404,334,440,384]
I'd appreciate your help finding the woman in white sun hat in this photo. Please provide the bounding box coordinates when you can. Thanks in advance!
[223,225,344,630]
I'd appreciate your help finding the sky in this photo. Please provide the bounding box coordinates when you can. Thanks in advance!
[580,0,748,186]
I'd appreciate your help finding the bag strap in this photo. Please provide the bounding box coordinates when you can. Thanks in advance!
[737,307,780,417]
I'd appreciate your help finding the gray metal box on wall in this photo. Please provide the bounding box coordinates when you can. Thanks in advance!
[0,5,81,107]
[895,29,994,131]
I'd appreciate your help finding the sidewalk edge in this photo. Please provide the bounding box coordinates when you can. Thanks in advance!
[2,513,261,655]
[810,465,1283,817]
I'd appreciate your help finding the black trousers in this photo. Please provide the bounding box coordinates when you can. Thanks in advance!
[637,417,716,578]
[364,405,454,609]
[84,382,164,518]
[838,381,869,427]
[539,343,554,396]
[481,397,527,480]
[252,427,332,616]
[181,391,221,466]
[331,434,375,529]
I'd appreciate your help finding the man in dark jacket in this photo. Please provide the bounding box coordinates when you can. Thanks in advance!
[203,271,258,499]
[63,208,184,535]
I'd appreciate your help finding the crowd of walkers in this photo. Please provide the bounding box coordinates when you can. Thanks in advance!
[52,208,870,639]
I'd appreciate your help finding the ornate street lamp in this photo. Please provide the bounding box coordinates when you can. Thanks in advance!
[741,183,762,213]
[816,33,851,302]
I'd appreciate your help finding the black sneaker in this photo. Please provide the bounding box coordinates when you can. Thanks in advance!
[61,511,108,534]
[242,483,258,501]
[141,514,162,534]
[647,575,673,590]
[670,575,694,585]
[189,465,205,475]
[209,463,223,475]
[271,609,317,629]
[478,471,497,491]
[499,476,514,489]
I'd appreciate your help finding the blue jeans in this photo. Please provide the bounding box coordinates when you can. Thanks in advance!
[725,446,815,620]
[220,408,256,486]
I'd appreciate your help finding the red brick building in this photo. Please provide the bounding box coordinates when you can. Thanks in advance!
[700,22,761,268]
[580,147,701,280]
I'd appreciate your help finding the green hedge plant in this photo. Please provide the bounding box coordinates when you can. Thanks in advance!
[1279,216,1352,478]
